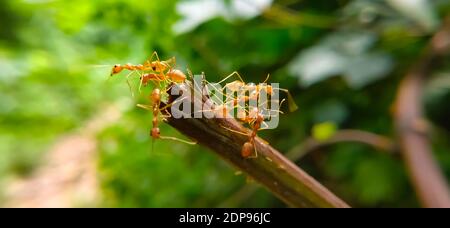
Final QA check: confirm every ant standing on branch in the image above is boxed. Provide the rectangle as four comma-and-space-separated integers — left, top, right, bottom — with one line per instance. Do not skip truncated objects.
110, 51, 196, 149
110, 51, 297, 158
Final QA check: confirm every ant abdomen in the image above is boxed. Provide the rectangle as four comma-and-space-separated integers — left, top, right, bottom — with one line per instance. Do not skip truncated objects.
241, 142, 254, 158
166, 69, 187, 83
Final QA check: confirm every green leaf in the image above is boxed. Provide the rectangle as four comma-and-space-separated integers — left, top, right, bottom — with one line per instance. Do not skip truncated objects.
312, 121, 338, 141
386, 0, 438, 32
288, 31, 393, 88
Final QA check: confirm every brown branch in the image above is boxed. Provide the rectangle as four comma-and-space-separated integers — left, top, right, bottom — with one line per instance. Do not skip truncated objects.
286, 129, 397, 161
393, 17, 450, 208
220, 130, 396, 207
161, 85, 349, 208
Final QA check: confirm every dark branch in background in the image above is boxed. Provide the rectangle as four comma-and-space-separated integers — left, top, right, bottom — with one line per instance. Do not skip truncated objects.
286, 129, 397, 161
161, 85, 349, 208
394, 17, 450, 208
220, 130, 396, 207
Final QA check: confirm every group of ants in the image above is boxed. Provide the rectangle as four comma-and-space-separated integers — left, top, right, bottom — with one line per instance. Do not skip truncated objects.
110, 52, 297, 159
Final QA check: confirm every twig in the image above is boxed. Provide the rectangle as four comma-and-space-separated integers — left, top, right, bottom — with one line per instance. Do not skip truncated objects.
393, 17, 450, 208
220, 129, 396, 207
161, 84, 349, 208
286, 129, 397, 161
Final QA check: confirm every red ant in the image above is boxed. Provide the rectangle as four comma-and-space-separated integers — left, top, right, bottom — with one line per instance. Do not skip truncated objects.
215, 87, 286, 158
137, 86, 196, 147
110, 51, 176, 76
241, 108, 266, 158
221, 107, 270, 158
217, 71, 298, 112
110, 51, 179, 94
139, 69, 187, 88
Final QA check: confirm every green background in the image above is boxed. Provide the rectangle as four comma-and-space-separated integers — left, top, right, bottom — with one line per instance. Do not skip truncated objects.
1, 0, 450, 207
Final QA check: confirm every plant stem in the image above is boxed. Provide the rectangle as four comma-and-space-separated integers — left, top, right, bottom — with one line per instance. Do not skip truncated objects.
161, 86, 349, 208
393, 16, 450, 208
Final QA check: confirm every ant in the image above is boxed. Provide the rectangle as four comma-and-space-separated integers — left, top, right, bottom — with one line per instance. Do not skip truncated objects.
139, 69, 187, 88
216, 86, 286, 158
110, 51, 179, 94
221, 107, 270, 158
137, 85, 196, 148
216, 71, 298, 112
110, 51, 176, 76
144, 51, 176, 73
242, 108, 265, 158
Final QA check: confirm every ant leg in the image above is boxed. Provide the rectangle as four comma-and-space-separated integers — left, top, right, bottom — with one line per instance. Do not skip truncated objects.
245, 145, 258, 159
160, 135, 197, 145
138, 74, 144, 93
125, 70, 138, 97
145, 51, 160, 65
161, 113, 172, 119
158, 73, 170, 89
137, 104, 153, 111
134, 71, 150, 95
187, 68, 203, 93
203, 77, 241, 108
164, 56, 176, 68
255, 122, 271, 146
217, 71, 245, 84
259, 121, 271, 131
274, 98, 286, 115
153, 51, 161, 62
202, 78, 224, 102
273, 88, 298, 112
262, 73, 271, 83
279, 89, 298, 112
158, 95, 190, 119
219, 124, 250, 136
260, 98, 286, 115
145, 51, 171, 83
159, 94, 188, 111
251, 145, 258, 158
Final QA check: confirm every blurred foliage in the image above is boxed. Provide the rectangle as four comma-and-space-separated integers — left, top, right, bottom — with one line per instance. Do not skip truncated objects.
0, 0, 449, 207
312, 122, 338, 141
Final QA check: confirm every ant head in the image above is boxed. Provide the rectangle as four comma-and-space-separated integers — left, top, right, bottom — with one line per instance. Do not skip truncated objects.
151, 128, 161, 138
111, 64, 122, 76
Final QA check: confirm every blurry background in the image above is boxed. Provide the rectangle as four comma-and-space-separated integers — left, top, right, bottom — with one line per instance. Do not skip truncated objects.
0, 0, 449, 207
